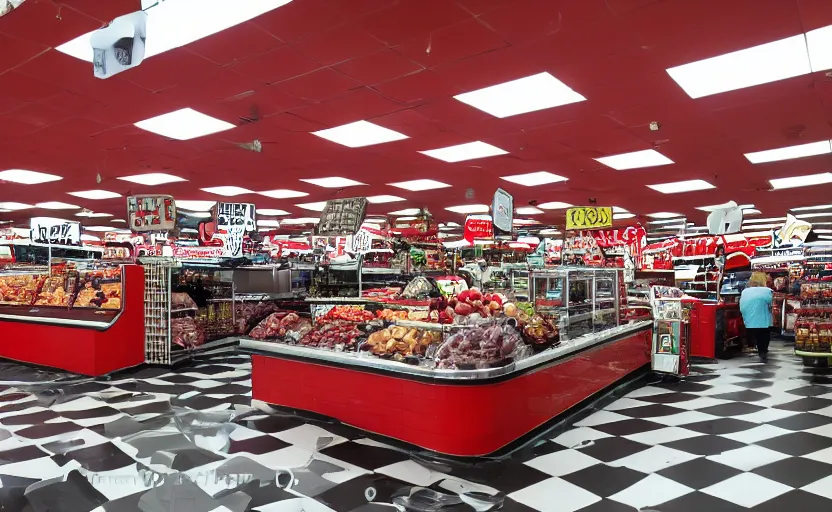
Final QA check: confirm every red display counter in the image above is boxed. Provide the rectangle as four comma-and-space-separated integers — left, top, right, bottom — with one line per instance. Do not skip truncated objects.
243, 321, 652, 457
686, 300, 744, 359
0, 264, 146, 376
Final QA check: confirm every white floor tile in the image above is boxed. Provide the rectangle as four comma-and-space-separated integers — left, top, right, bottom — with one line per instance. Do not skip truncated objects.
574, 410, 630, 427
624, 386, 676, 398
609, 473, 693, 509
721, 424, 792, 444
650, 410, 720, 427
707, 445, 791, 471
665, 397, 732, 411
702, 472, 792, 507
272, 424, 348, 451
509, 477, 602, 512
802, 474, 832, 499
524, 449, 601, 477
604, 398, 653, 411
735, 407, 800, 424
625, 427, 704, 446
609, 445, 699, 473
552, 427, 613, 448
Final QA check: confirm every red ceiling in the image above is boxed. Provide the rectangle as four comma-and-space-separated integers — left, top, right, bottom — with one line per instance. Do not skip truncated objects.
2, 0, 832, 229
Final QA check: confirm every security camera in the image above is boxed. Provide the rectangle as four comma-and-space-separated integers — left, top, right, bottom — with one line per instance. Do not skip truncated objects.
90, 11, 148, 79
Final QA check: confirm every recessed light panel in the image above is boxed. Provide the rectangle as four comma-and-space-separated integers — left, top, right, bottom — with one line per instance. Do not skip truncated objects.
501, 171, 568, 187
68, 190, 121, 200
388, 179, 450, 191
0, 169, 62, 184
612, 207, 628, 213
367, 195, 405, 204
75, 212, 113, 218
256, 209, 290, 216
111, 219, 127, 223
744, 140, 832, 164
0, 202, 32, 210
281, 218, 320, 225
420, 141, 508, 163
537, 202, 573, 210
36, 202, 80, 210
667, 34, 811, 98
513, 219, 540, 225
445, 204, 490, 214
200, 186, 253, 196
614, 213, 636, 220
453, 72, 586, 118
176, 200, 217, 211
296, 202, 328, 211
312, 120, 408, 148
301, 177, 364, 188
389, 208, 420, 216
647, 212, 682, 219
770, 173, 832, 189
56, 0, 292, 60
743, 217, 787, 224
807, 24, 832, 73
793, 204, 832, 211
84, 226, 119, 232
118, 173, 187, 185
258, 220, 281, 227
743, 209, 762, 215
258, 189, 308, 199
135, 108, 235, 140
648, 179, 715, 194
595, 149, 674, 170
516, 207, 544, 215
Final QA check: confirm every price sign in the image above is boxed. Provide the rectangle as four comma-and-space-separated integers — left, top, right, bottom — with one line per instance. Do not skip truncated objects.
127, 195, 176, 233
215, 202, 256, 258
30, 218, 81, 246
316, 198, 368, 236
565, 207, 613, 230
463, 215, 493, 244
491, 188, 513, 235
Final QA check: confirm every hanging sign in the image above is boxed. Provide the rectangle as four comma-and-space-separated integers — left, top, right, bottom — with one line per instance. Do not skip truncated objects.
463, 215, 493, 244
214, 202, 256, 258
347, 228, 373, 253
127, 195, 176, 233
774, 214, 811, 247
316, 197, 368, 236
491, 188, 514, 236
29, 218, 81, 246
565, 206, 613, 230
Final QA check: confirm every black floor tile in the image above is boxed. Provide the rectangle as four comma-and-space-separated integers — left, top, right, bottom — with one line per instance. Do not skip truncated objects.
574, 437, 652, 463
313, 473, 414, 512
755, 432, 832, 456
650, 491, 746, 512
574, 499, 637, 511
709, 390, 771, 402
318, 442, 411, 472
0, 445, 49, 464
752, 457, 832, 487
561, 464, 647, 497
773, 397, 832, 412
614, 404, 687, 418
657, 458, 742, 490
25, 470, 108, 512
635, 393, 701, 404
661, 435, 747, 456
749, 490, 832, 512
656, 382, 714, 393
15, 421, 82, 439
785, 385, 832, 397
733, 380, 775, 389
769, 413, 832, 431
53, 442, 136, 472
592, 419, 667, 436
0, 409, 60, 425
60, 405, 120, 420
694, 403, 765, 417
228, 434, 290, 455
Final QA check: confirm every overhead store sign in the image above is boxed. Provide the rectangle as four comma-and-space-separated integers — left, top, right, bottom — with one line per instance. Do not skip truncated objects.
30, 218, 81, 246
316, 197, 368, 236
566, 207, 613, 230
215, 202, 256, 258
463, 215, 493, 244
491, 188, 514, 236
706, 202, 743, 235
774, 214, 811, 247
127, 195, 176, 233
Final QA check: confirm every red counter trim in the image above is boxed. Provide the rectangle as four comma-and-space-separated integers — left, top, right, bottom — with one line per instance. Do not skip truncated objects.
251, 325, 652, 456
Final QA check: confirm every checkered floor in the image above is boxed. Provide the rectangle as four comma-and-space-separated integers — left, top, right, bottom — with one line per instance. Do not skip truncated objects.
2, 340, 832, 511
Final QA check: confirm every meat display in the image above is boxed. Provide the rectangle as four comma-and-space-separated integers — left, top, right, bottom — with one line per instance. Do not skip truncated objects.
34, 276, 70, 306
234, 301, 282, 334
299, 321, 362, 350
171, 292, 197, 310
363, 326, 440, 357
171, 316, 206, 349
0, 274, 43, 305
249, 312, 311, 341
435, 321, 526, 369
323, 305, 375, 323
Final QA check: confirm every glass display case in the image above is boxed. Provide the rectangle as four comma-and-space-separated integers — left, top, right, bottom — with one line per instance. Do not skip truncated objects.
530, 267, 621, 340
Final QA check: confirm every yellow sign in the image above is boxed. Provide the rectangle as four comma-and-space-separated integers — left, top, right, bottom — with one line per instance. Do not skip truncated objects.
566, 207, 613, 230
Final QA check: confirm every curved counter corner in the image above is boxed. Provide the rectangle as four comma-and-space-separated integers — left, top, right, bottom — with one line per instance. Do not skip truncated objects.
243, 321, 653, 457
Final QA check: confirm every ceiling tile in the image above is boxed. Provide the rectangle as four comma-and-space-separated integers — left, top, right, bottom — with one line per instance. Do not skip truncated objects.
0, 32, 47, 74
333, 49, 423, 85
232, 45, 322, 84
291, 87, 403, 126
393, 18, 508, 68
252, 0, 344, 42
0, 0, 103, 47
186, 21, 282, 66
358, 0, 473, 46
122, 50, 221, 92
55, 0, 138, 22
293, 23, 386, 66
372, 70, 462, 106
273, 68, 362, 102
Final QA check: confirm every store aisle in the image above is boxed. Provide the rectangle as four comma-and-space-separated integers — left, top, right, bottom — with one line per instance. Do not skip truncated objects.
1, 341, 832, 511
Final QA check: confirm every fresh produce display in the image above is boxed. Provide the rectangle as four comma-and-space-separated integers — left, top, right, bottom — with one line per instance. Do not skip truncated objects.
376, 308, 408, 320
435, 321, 526, 369
299, 321, 362, 350
428, 288, 505, 323
323, 305, 375, 323
249, 312, 311, 340
171, 316, 205, 349
363, 326, 441, 357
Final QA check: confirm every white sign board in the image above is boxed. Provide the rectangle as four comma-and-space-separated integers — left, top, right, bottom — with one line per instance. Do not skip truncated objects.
30, 218, 81, 246
215, 203, 256, 258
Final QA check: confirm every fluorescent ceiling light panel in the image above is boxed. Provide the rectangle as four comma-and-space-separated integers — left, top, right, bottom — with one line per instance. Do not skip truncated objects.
614, 213, 636, 220
312, 120, 408, 148
56, 0, 292, 61
36, 202, 80, 210
743, 209, 761, 215
539, 229, 561, 235
75, 212, 113, 218
453, 72, 586, 118
420, 141, 508, 163
80, 234, 100, 242
612, 206, 628, 213
68, 190, 121, 200
537, 202, 573, 210
111, 219, 127, 223
647, 212, 682, 219
744, 140, 832, 164
807, 24, 832, 73
595, 149, 674, 170
176, 200, 216, 211
743, 217, 787, 224
387, 179, 450, 191
256, 209, 290, 216
445, 204, 490, 214
118, 173, 187, 185
258, 189, 308, 199
395, 216, 418, 221
501, 171, 568, 187
648, 179, 715, 194
793, 204, 832, 211
389, 208, 420, 216
742, 223, 783, 230
770, 172, 832, 189
200, 186, 253, 196
666, 34, 811, 98
84, 226, 120, 232
795, 212, 832, 219
516, 207, 544, 215
281, 218, 320, 225
0, 202, 32, 210
513, 219, 540, 225
258, 220, 281, 227
296, 202, 328, 211
301, 177, 364, 188
696, 202, 754, 212
0, 169, 62, 184
135, 108, 235, 140
367, 195, 405, 204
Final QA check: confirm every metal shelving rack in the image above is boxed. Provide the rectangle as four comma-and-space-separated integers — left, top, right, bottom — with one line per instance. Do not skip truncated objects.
141, 257, 177, 365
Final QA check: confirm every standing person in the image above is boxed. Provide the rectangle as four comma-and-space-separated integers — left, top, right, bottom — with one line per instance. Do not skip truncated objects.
740, 272, 773, 362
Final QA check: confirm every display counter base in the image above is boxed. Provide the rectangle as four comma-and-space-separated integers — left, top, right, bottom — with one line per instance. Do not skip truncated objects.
246, 323, 652, 457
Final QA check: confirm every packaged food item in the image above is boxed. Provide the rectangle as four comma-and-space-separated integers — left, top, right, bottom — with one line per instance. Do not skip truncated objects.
435, 321, 528, 369
171, 316, 206, 348
363, 327, 440, 357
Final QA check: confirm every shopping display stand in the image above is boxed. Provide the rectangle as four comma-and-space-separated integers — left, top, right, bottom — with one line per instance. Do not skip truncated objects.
650, 286, 690, 376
